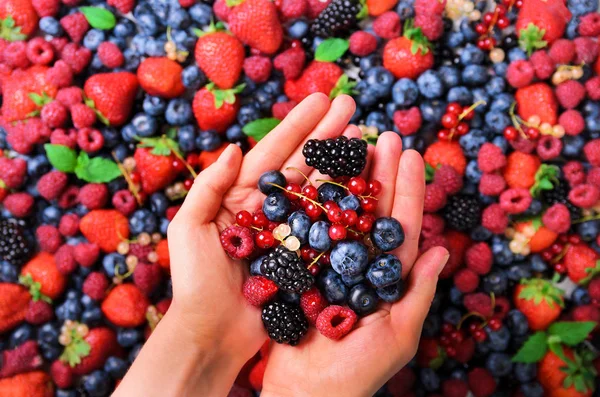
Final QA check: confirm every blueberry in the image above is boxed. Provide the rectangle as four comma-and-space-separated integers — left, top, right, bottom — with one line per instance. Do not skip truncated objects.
83, 370, 111, 397
365, 67, 395, 98
196, 130, 221, 151
577, 221, 600, 241
250, 255, 266, 276
396, 1, 415, 19
317, 183, 346, 203
438, 65, 461, 88
483, 270, 508, 295
462, 65, 488, 86
160, 218, 170, 235
82, 307, 103, 326
132, 113, 158, 137
444, 31, 464, 48
40, 343, 62, 361
137, 13, 159, 36
177, 125, 197, 152
341, 272, 364, 286
83, 29, 106, 51
123, 49, 141, 71
420, 368, 440, 392
420, 100, 446, 123
442, 307, 462, 326
181, 65, 206, 90
103, 253, 127, 278
167, 8, 190, 29
371, 217, 405, 252
129, 209, 158, 234
150, 193, 168, 216
486, 326, 510, 352
56, 299, 82, 322
460, 18, 477, 41
339, 195, 360, 211
520, 383, 544, 397
447, 86, 473, 105
514, 362, 537, 383
117, 328, 142, 348
572, 286, 591, 306
10, 324, 34, 348
27, 154, 50, 178
486, 352, 512, 377
288, 20, 309, 38
189, 3, 213, 25
508, 47, 527, 62
417, 70, 444, 99
568, 0, 598, 15
460, 44, 485, 65
114, 18, 135, 37
144, 38, 167, 57
38, 323, 60, 345
348, 284, 379, 316
258, 170, 287, 194
104, 356, 129, 379
376, 281, 404, 302
359, 54, 382, 72
507, 263, 531, 281
225, 124, 245, 142
309, 221, 332, 252
129, 343, 144, 363
288, 211, 311, 245
392, 78, 419, 106
330, 241, 369, 277
165, 99, 192, 125
237, 104, 260, 126
39, 17, 63, 36
485, 76, 506, 95
563, 135, 585, 158
460, 131, 486, 158
278, 290, 301, 305
318, 268, 348, 304
56, 390, 78, 397
262, 192, 291, 222
506, 309, 529, 336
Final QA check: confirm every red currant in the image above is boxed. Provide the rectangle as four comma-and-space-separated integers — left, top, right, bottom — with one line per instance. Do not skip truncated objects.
446, 347, 457, 357
186, 153, 198, 167
327, 205, 343, 223
268, 222, 278, 231
488, 318, 502, 331
255, 231, 275, 249
319, 252, 330, 265
347, 229, 362, 241
323, 201, 336, 210
503, 126, 518, 141
329, 224, 347, 241
554, 263, 566, 274
475, 23, 488, 35
450, 330, 464, 343
442, 323, 455, 334
462, 108, 475, 121
252, 212, 269, 228
442, 113, 458, 129
361, 197, 377, 213
130, 171, 141, 184
526, 127, 539, 140
183, 179, 193, 191
342, 209, 358, 226
308, 264, 320, 276
284, 183, 301, 201
302, 185, 318, 200
236, 210, 253, 227
446, 103, 462, 115
366, 180, 382, 196
438, 129, 451, 141
305, 202, 322, 218
496, 16, 509, 29
172, 159, 185, 172
473, 329, 487, 342
551, 243, 563, 255
541, 251, 553, 262
439, 335, 451, 346
348, 177, 367, 195
456, 122, 469, 135
569, 235, 581, 245
357, 215, 374, 233
495, 4, 507, 15
301, 247, 317, 262
483, 12, 494, 24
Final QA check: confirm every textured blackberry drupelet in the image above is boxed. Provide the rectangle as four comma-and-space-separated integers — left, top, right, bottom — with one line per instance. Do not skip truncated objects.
310, 0, 361, 38
443, 195, 482, 231
262, 300, 308, 345
0, 219, 33, 266
541, 180, 582, 219
303, 136, 368, 178
261, 246, 314, 294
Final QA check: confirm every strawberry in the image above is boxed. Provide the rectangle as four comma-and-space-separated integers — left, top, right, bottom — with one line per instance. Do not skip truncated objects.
0, 283, 30, 334
416, 338, 445, 368
367, 0, 398, 16
283, 61, 345, 103
0, 0, 39, 38
155, 239, 170, 273
194, 24, 245, 89
101, 284, 150, 328
516, 83, 558, 125
60, 326, 118, 375
515, 221, 558, 253
20, 252, 66, 300
423, 141, 467, 176
563, 244, 600, 284
0, 371, 53, 397
83, 71, 139, 126
1, 66, 57, 123
538, 348, 596, 397
198, 142, 228, 169
516, 0, 571, 45
503, 151, 541, 190
79, 209, 130, 253
228, 0, 283, 55
137, 57, 185, 99
134, 146, 178, 194
514, 278, 564, 331
192, 84, 242, 133
383, 20, 434, 80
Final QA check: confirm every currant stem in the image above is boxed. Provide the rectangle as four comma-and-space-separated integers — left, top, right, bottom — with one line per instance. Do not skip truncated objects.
286, 166, 312, 185
112, 152, 143, 206
315, 179, 379, 201
458, 100, 487, 121
308, 251, 325, 269
267, 183, 327, 211
572, 213, 600, 224
165, 138, 198, 179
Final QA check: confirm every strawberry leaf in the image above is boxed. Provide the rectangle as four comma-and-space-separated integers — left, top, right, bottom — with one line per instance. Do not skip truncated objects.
404, 19, 431, 55
44, 144, 78, 173
330, 74, 357, 99
138, 136, 182, 157
548, 322, 597, 346
83, 96, 110, 126
315, 38, 349, 62
207, 83, 245, 109
530, 164, 559, 198
243, 118, 281, 142
79, 6, 116, 30
0, 16, 26, 41
579, 261, 600, 285
512, 331, 548, 363
60, 328, 91, 367
425, 164, 436, 182
18, 274, 52, 304
519, 23, 547, 56
357, 0, 368, 20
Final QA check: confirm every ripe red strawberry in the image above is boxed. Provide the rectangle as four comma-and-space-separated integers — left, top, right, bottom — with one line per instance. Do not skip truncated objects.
383, 20, 433, 80
137, 57, 185, 99
516, 0, 571, 45
423, 141, 467, 176
0, 371, 53, 397
416, 338, 444, 368
68, 327, 118, 375
20, 252, 66, 300
228, 0, 283, 55
155, 239, 170, 273
367, 0, 398, 16
79, 209, 130, 253
538, 348, 595, 397
0, 283, 30, 334
503, 151, 541, 190
516, 83, 558, 125
0, 0, 39, 37
83, 72, 139, 126
284, 61, 344, 103
514, 278, 564, 331
192, 84, 241, 133
243, 276, 278, 306
563, 244, 600, 284
134, 147, 179, 194
101, 284, 150, 328
194, 25, 245, 89
1, 66, 57, 123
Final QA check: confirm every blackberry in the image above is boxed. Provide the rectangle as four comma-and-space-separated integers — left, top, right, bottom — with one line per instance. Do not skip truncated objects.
0, 219, 33, 266
443, 195, 482, 232
541, 180, 582, 219
260, 246, 314, 294
310, 0, 361, 38
261, 300, 308, 345
303, 136, 368, 178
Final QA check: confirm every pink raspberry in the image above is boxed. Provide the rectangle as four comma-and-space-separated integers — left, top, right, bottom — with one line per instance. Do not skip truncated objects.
60, 43, 92, 74
420, 234, 450, 253
542, 203, 571, 234
26, 300, 53, 325
563, 161, 586, 187
41, 101, 68, 128
453, 268, 479, 293
587, 167, 600, 189
499, 188, 532, 214
220, 225, 255, 259
50, 128, 77, 149
584, 139, 600, 167
478, 173, 506, 196
466, 242, 492, 275
97, 42, 124, 69
26, 38, 54, 65
393, 107, 422, 136
49, 37, 68, 53
506, 60, 534, 88
443, 379, 469, 397
529, 50, 555, 80
271, 101, 297, 120
55, 86, 82, 107
588, 278, 600, 301
243, 56, 272, 83
37, 171, 68, 201
482, 203, 508, 234
58, 213, 79, 237
477, 143, 506, 173
23, 118, 50, 145
5, 193, 35, 217
60, 13, 89, 44
423, 183, 447, 213
57, 186, 79, 209
273, 47, 305, 80
107, 0, 135, 14
32, 0, 60, 17
70, 103, 96, 129
243, 276, 278, 307
133, 262, 162, 295
556, 80, 586, 109
569, 184, 600, 208
300, 287, 327, 325
73, 243, 100, 268
585, 76, 600, 101
36, 225, 62, 253
50, 360, 73, 389
373, 11, 401, 39
559, 109, 585, 136
0, 157, 27, 189
509, 134, 537, 154
349, 31, 377, 56
463, 293, 493, 318
3, 41, 30, 69
316, 305, 357, 340
112, 190, 137, 216
414, 13, 444, 41
213, 0, 231, 21
82, 272, 109, 300
77, 128, 104, 153
549, 39, 575, 64
434, 164, 463, 195
78, 183, 108, 210
421, 213, 445, 239
307, 0, 331, 18
278, 0, 307, 19
536, 136, 562, 160
579, 12, 600, 36
414, 0, 445, 15
574, 37, 598, 65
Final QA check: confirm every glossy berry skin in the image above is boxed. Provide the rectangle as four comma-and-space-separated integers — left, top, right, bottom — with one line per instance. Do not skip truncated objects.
309, 221, 332, 252
258, 170, 287, 195
330, 241, 369, 277
376, 281, 404, 303
262, 192, 291, 222
317, 268, 348, 305
370, 217, 405, 252
328, 224, 347, 241
348, 283, 379, 316
367, 254, 402, 289
288, 211, 311, 244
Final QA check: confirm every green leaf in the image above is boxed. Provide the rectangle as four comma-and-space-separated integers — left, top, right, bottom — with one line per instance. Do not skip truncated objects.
79, 6, 116, 30
138, 136, 181, 157
425, 164, 436, 182
0, 16, 26, 41
404, 19, 431, 55
357, 0, 368, 19
512, 331, 548, 363
315, 38, 349, 62
28, 93, 44, 106
519, 23, 548, 56
60, 329, 91, 367
74, 152, 121, 183
18, 274, 52, 304
330, 74, 357, 99
207, 83, 245, 109
44, 144, 78, 173
548, 322, 597, 346
243, 118, 281, 142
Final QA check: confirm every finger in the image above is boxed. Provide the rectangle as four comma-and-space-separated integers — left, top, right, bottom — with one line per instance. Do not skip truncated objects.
368, 132, 402, 217
390, 150, 425, 275
175, 144, 243, 224
240, 93, 331, 181
280, 95, 357, 184
306, 124, 362, 183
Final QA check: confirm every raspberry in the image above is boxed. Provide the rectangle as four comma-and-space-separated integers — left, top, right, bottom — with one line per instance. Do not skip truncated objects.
569, 184, 600, 208
220, 225, 255, 259
393, 107, 422, 136
57, 186, 79, 209
55, 86, 82, 107
387, 367, 416, 397
588, 278, 600, 301
54, 244, 77, 275
133, 262, 162, 295
0, 341, 42, 379
574, 37, 598, 65
278, 0, 307, 19
272, 101, 297, 120
536, 136, 562, 160
73, 243, 100, 268
414, 13, 444, 41
463, 292, 493, 318
60, 13, 89, 44
478, 173, 506, 196
37, 171, 68, 201
58, 214, 79, 237
434, 164, 463, 195
506, 60, 534, 88
299, 287, 327, 325
542, 203, 571, 234
71, 103, 96, 129
508, 134, 536, 154
556, 80, 586, 109
549, 39, 575, 64
585, 76, 600, 101
316, 305, 357, 340
25, 300, 53, 325
97, 42, 124, 69
579, 13, 600, 36
5, 124, 33, 155
468, 368, 496, 397
32, 0, 60, 17
529, 50, 555, 80
421, 213, 445, 239
78, 183, 108, 210
77, 128, 104, 153
129, 243, 153, 261
4, 41, 30, 69
482, 203, 508, 234
373, 11, 401, 39
420, 234, 450, 253
466, 242, 492, 275
414, 0, 445, 15
572, 305, 600, 324
0, 157, 27, 189
41, 101, 67, 128
23, 118, 49, 145
423, 183, 447, 213
4, 193, 34, 218
563, 161, 586, 186
112, 190, 137, 216
50, 128, 77, 149
584, 139, 600, 167
107, 0, 135, 14
349, 31, 377, 56
559, 109, 585, 136
26, 38, 54, 65
243, 56, 272, 83
50, 360, 73, 389
213, 0, 231, 21
442, 379, 469, 397
82, 271, 109, 300
307, 0, 331, 18
454, 268, 479, 293
156, 298, 171, 315
243, 276, 278, 307
50, 37, 68, 53
60, 43, 92, 74
36, 225, 62, 253
273, 47, 305, 80
477, 143, 506, 173
587, 167, 600, 189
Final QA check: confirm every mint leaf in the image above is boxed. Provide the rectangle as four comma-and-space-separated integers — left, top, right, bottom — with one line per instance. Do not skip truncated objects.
512, 331, 548, 363
44, 144, 78, 173
315, 38, 349, 62
74, 152, 91, 181
243, 118, 281, 142
548, 322, 597, 346
79, 7, 116, 30
74, 153, 121, 183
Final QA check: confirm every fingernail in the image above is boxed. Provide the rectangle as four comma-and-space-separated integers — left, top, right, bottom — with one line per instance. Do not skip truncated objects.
437, 250, 450, 276
218, 144, 236, 163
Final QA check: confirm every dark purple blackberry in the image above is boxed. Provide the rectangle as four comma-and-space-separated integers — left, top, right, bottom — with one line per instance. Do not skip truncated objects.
260, 246, 314, 294
261, 300, 308, 345
541, 180, 582, 219
443, 195, 482, 232
310, 0, 361, 38
303, 136, 368, 178
0, 218, 33, 266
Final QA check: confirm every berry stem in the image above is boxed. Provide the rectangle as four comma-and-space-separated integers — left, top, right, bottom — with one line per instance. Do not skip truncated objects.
315, 179, 378, 201
165, 139, 198, 178
307, 251, 325, 269
572, 213, 600, 225
111, 152, 143, 206
458, 100, 487, 121
285, 166, 312, 185
267, 183, 327, 211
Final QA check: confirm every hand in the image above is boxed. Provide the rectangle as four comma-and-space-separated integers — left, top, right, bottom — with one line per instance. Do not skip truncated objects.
261, 122, 449, 397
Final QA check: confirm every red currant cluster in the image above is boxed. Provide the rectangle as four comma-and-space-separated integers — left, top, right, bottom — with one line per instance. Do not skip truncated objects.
503, 102, 540, 141
474, 0, 522, 50
540, 234, 582, 274
438, 102, 483, 141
